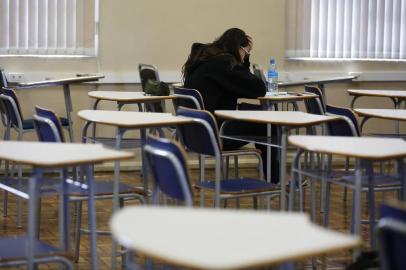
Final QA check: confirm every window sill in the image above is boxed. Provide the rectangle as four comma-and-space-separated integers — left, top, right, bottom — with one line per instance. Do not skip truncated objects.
0, 54, 96, 59
286, 57, 406, 63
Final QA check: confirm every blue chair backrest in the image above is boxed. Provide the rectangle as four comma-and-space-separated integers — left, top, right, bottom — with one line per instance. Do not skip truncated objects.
138, 64, 159, 90
305, 85, 326, 111
138, 64, 164, 113
173, 87, 205, 110
34, 106, 64, 143
304, 89, 324, 115
176, 107, 221, 156
326, 105, 360, 137
0, 87, 23, 127
144, 135, 193, 205
380, 202, 406, 223
378, 202, 406, 270
0, 67, 8, 88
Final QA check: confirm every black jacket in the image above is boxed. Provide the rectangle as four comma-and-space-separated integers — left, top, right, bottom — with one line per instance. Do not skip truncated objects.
184, 53, 266, 114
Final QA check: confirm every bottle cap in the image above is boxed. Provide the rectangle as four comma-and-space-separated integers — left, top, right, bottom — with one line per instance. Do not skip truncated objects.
270, 58, 276, 64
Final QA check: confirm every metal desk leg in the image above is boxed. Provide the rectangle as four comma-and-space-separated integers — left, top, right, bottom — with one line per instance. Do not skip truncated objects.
91, 99, 101, 141
365, 162, 376, 248
63, 84, 74, 142
140, 128, 149, 194
85, 165, 98, 270
349, 96, 359, 109
28, 168, 41, 270
267, 123, 272, 183
395, 98, 401, 135
280, 127, 288, 210
353, 160, 362, 236
289, 149, 304, 211
398, 159, 405, 201
60, 169, 70, 252
111, 128, 124, 270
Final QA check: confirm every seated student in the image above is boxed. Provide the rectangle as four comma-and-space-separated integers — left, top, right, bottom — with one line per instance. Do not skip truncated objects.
182, 28, 279, 183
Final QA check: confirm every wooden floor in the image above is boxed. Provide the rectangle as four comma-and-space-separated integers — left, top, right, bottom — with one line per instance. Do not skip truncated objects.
0, 167, 393, 269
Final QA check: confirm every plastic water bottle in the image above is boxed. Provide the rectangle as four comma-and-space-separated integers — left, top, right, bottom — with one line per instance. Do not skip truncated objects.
267, 58, 278, 93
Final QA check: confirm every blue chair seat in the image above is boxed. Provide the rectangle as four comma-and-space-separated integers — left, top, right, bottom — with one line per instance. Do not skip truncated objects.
336, 174, 401, 189
59, 117, 69, 127
21, 117, 68, 131
196, 178, 279, 194
0, 236, 63, 262
22, 119, 35, 130
55, 180, 146, 197
0, 177, 60, 197
24, 117, 68, 130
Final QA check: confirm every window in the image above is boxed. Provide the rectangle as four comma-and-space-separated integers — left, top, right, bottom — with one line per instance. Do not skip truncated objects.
286, 0, 406, 61
0, 0, 99, 57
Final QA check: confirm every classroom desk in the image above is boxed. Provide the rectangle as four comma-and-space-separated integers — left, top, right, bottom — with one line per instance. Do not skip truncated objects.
88, 90, 175, 110
288, 135, 406, 244
78, 110, 192, 196
279, 75, 357, 92
87, 91, 176, 147
15, 74, 104, 141
214, 110, 340, 210
78, 110, 193, 269
258, 92, 318, 110
173, 75, 357, 96
348, 89, 406, 109
111, 206, 360, 270
354, 109, 406, 134
0, 141, 133, 270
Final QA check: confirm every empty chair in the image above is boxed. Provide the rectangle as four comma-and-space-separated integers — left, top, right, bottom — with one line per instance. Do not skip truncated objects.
176, 106, 279, 208
316, 106, 400, 247
0, 87, 37, 140
380, 201, 406, 221
33, 106, 146, 263
378, 202, 406, 270
138, 64, 165, 112
0, 87, 39, 227
144, 135, 193, 206
325, 105, 360, 137
0, 68, 9, 134
173, 86, 205, 111
305, 85, 326, 112
139, 64, 160, 90
1, 87, 71, 140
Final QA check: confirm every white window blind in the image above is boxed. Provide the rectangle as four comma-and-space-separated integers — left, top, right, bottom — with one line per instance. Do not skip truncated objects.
286, 0, 406, 61
0, 0, 98, 56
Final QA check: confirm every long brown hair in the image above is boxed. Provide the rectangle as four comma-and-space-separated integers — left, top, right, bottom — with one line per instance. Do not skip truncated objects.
182, 28, 249, 80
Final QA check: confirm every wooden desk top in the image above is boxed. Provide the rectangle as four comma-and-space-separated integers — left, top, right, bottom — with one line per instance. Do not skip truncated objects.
355, 109, 406, 121
278, 75, 357, 88
289, 135, 406, 160
348, 89, 406, 98
88, 91, 175, 102
78, 110, 193, 128
111, 206, 360, 269
0, 141, 134, 167
215, 110, 339, 127
16, 74, 104, 89
258, 92, 317, 102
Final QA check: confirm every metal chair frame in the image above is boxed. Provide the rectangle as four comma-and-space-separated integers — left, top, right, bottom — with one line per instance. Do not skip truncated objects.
0, 91, 37, 227
177, 109, 279, 208
377, 217, 406, 270
144, 138, 193, 207
33, 108, 145, 265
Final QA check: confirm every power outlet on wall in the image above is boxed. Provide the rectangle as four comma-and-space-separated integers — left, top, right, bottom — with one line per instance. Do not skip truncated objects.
7, 72, 25, 83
